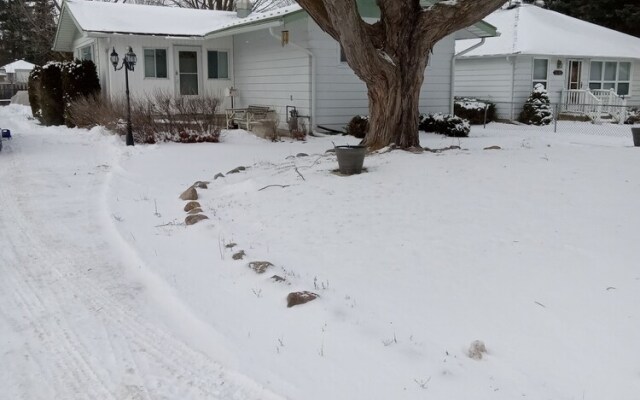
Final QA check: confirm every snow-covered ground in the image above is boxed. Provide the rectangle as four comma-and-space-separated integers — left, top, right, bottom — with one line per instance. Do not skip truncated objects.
2, 104, 639, 399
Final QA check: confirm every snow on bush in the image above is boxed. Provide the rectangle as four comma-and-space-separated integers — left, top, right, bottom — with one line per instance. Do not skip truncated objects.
419, 113, 470, 137
454, 97, 496, 124
519, 83, 553, 126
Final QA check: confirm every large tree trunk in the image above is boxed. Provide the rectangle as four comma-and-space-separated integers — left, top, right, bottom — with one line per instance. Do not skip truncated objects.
364, 56, 426, 149
296, 0, 505, 150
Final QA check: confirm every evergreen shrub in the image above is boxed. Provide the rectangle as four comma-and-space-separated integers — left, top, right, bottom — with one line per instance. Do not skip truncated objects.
519, 83, 553, 125
39, 62, 65, 126
62, 60, 101, 126
419, 113, 470, 137
454, 97, 496, 124
27, 66, 42, 120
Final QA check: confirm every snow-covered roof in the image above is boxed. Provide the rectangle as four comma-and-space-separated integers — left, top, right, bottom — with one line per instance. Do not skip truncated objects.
457, 5, 640, 60
53, 0, 495, 52
64, 0, 239, 37
53, 0, 303, 51
2, 60, 36, 73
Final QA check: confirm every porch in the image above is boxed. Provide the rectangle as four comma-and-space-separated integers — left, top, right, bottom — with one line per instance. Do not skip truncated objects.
560, 88, 628, 123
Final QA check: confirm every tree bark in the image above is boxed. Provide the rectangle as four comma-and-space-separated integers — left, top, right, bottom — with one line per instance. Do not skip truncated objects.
296, 0, 505, 150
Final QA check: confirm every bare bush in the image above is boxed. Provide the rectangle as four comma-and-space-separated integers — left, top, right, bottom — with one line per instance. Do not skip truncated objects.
66, 91, 222, 144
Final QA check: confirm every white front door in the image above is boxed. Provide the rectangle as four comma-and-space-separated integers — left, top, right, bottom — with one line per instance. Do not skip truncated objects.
174, 46, 201, 96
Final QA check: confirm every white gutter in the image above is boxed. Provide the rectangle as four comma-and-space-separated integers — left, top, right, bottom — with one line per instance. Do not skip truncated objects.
268, 27, 316, 131
451, 38, 486, 114
208, 20, 284, 39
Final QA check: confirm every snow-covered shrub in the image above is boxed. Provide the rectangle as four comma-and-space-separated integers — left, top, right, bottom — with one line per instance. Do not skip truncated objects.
39, 62, 65, 126
454, 97, 496, 124
419, 113, 470, 137
519, 84, 553, 126
346, 115, 369, 138
624, 107, 640, 125
27, 66, 42, 120
62, 60, 101, 126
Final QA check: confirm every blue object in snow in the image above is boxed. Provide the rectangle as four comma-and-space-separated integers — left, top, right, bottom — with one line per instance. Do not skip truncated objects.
1, 129, 11, 139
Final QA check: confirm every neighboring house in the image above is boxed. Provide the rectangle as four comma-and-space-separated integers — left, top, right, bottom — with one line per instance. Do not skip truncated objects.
454, 4, 640, 122
52, 0, 497, 131
0, 60, 36, 84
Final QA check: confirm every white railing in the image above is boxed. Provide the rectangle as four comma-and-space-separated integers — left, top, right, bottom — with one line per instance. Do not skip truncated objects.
590, 89, 627, 122
561, 88, 627, 123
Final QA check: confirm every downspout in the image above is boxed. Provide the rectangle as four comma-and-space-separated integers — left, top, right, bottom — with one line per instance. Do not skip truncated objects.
451, 38, 486, 114
507, 55, 516, 120
268, 27, 316, 131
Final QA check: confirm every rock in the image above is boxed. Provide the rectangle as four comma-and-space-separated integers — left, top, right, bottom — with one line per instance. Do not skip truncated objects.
225, 242, 237, 249
227, 166, 247, 174
187, 208, 203, 215
193, 181, 209, 189
467, 340, 487, 360
185, 214, 208, 225
179, 187, 198, 201
232, 250, 246, 260
483, 145, 502, 150
184, 201, 201, 212
214, 173, 225, 180
248, 261, 274, 274
271, 275, 287, 283
286, 291, 319, 308
296, 153, 309, 157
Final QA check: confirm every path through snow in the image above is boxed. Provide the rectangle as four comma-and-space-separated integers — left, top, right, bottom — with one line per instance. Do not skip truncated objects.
0, 108, 283, 400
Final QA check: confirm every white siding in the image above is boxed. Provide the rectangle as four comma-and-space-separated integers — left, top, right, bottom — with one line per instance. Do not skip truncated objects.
87, 35, 233, 108
232, 18, 311, 127
456, 55, 534, 120
310, 19, 455, 131
631, 60, 640, 106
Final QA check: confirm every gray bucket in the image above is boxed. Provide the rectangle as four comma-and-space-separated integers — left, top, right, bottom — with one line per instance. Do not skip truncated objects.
335, 145, 366, 175
632, 128, 640, 147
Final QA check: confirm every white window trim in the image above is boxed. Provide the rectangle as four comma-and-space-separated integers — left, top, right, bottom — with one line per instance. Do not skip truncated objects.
79, 45, 93, 62
588, 60, 632, 96
143, 48, 169, 80
206, 49, 231, 80
532, 57, 549, 89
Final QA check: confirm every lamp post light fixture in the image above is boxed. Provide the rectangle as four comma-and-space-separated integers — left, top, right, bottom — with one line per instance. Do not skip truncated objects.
110, 46, 137, 146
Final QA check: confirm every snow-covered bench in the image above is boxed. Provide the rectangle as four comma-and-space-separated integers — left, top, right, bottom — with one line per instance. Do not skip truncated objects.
225, 105, 274, 131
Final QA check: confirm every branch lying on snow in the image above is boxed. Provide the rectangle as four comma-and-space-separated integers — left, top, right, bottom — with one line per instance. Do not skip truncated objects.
258, 184, 291, 191
294, 166, 306, 181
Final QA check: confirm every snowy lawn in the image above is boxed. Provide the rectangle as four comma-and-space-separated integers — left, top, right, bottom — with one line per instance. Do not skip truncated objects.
2, 104, 640, 399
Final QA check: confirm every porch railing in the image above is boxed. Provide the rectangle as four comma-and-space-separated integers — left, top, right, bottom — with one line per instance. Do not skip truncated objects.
561, 88, 627, 123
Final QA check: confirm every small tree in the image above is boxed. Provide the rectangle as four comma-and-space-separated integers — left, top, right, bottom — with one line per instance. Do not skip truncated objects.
39, 62, 65, 126
519, 83, 553, 126
27, 66, 42, 120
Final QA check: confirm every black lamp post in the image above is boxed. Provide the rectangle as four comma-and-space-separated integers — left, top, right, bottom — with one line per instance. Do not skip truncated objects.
110, 46, 137, 146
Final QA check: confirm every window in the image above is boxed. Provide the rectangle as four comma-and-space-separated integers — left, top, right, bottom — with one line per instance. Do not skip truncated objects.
532, 58, 548, 88
589, 61, 631, 96
207, 50, 229, 79
339, 46, 347, 63
144, 49, 167, 78
79, 45, 93, 62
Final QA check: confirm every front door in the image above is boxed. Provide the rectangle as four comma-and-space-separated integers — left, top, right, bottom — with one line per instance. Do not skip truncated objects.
175, 47, 201, 96
567, 60, 582, 90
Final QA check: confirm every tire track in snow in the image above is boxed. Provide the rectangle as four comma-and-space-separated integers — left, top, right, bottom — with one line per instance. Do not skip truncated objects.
0, 130, 286, 400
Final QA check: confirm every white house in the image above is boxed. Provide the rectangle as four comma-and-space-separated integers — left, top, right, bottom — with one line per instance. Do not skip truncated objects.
0, 60, 36, 84
52, 0, 497, 131
454, 4, 640, 122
